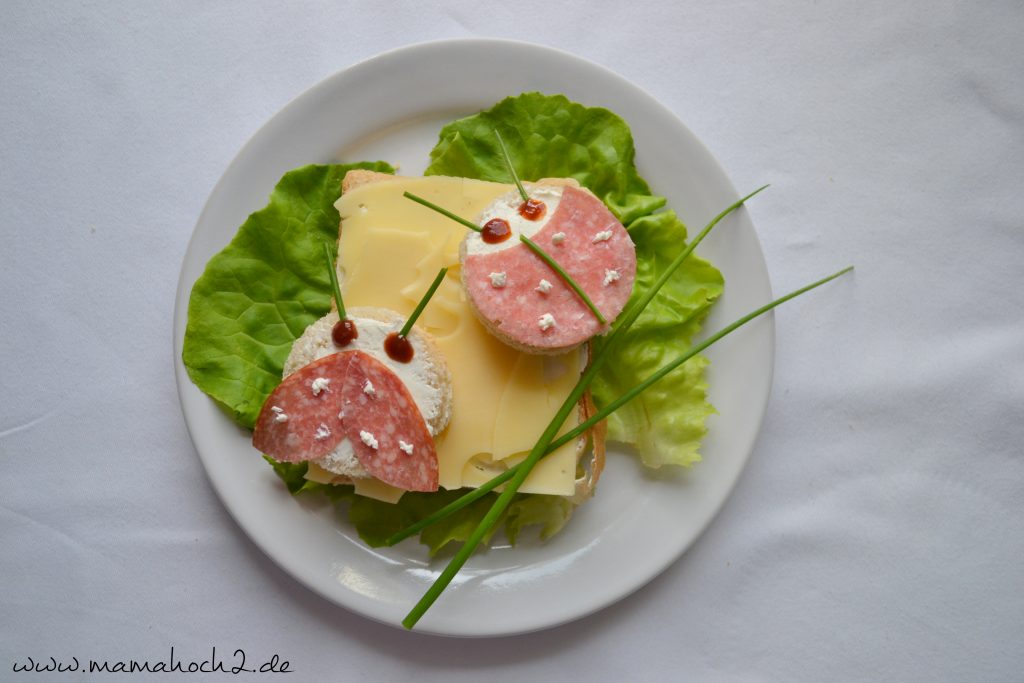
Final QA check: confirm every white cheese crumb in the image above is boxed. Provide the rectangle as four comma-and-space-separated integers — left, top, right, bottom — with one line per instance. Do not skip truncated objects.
310, 377, 330, 396
359, 430, 379, 449
538, 313, 556, 331
603, 269, 621, 286
270, 406, 288, 423
489, 272, 507, 288
592, 230, 613, 243
314, 423, 331, 440
552, 232, 566, 245
536, 279, 553, 294
399, 440, 414, 455
362, 379, 375, 396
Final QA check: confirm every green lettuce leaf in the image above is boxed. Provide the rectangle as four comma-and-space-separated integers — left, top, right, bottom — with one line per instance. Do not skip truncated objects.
347, 489, 501, 556
427, 92, 665, 225
505, 495, 575, 545
263, 457, 316, 495
344, 488, 572, 556
182, 162, 393, 428
426, 93, 723, 467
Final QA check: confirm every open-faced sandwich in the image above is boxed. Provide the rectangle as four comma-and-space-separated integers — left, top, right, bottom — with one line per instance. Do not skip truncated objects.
456, 178, 636, 354
252, 305, 453, 495
182, 92, 850, 629
185, 93, 726, 545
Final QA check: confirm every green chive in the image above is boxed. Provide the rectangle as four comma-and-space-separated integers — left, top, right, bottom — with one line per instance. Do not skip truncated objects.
495, 128, 528, 202
386, 186, 768, 547
404, 191, 481, 232
520, 235, 607, 325
404, 185, 609, 326
399, 267, 448, 339
323, 242, 347, 320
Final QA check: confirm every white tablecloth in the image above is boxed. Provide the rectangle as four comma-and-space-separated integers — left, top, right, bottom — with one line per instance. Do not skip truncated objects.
3, 1, 1022, 680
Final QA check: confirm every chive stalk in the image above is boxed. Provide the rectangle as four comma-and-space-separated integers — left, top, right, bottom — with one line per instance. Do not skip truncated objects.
494, 128, 528, 202
404, 192, 481, 232
323, 242, 347, 320
520, 235, 607, 325
386, 186, 768, 547
399, 267, 448, 338
401, 189, 769, 628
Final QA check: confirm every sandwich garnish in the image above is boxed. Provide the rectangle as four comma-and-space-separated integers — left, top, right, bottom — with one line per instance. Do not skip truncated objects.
402, 191, 607, 326
406, 130, 639, 354
385, 266, 448, 364
251, 241, 453, 490
324, 242, 357, 348
492, 128, 605, 324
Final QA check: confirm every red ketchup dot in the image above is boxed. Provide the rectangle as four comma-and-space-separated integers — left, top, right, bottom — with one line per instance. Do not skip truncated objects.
518, 198, 546, 221
332, 318, 358, 347
384, 332, 414, 363
481, 218, 512, 244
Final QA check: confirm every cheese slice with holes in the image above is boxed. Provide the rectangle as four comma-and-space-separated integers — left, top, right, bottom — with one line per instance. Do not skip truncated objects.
334, 176, 580, 496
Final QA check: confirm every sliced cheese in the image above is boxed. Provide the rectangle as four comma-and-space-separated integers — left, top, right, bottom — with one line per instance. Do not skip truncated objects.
305, 462, 407, 504
335, 176, 580, 496
353, 477, 406, 504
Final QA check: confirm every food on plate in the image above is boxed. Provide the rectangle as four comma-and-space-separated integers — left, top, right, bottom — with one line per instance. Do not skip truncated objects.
182, 93, 726, 553
253, 306, 451, 493
458, 180, 637, 354
339, 350, 439, 492
285, 307, 451, 430
181, 89, 854, 632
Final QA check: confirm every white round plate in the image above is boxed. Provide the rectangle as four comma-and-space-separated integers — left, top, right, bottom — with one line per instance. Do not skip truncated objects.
173, 39, 773, 637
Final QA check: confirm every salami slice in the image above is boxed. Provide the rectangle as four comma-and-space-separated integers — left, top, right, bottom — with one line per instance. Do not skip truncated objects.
461, 185, 636, 352
252, 352, 352, 463
341, 351, 439, 492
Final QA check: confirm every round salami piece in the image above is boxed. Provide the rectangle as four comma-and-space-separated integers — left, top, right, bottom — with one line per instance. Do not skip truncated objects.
460, 184, 636, 354
340, 351, 439, 492
252, 352, 352, 463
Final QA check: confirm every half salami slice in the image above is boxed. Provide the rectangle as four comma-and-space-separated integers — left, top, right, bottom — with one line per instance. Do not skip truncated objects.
341, 351, 439, 492
461, 184, 636, 354
252, 352, 352, 463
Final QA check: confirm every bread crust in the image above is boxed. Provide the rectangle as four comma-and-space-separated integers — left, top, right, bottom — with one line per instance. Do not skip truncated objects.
342, 169, 397, 194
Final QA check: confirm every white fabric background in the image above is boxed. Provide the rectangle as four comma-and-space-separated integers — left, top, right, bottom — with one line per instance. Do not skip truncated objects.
2, 1, 1022, 680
